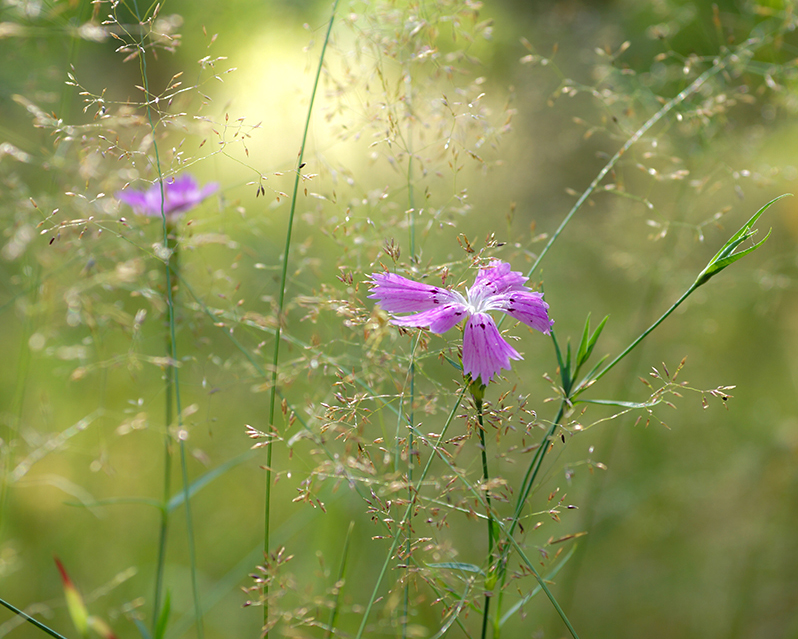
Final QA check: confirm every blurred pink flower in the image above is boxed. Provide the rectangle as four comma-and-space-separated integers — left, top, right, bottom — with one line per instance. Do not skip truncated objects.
369, 261, 553, 384
116, 174, 218, 219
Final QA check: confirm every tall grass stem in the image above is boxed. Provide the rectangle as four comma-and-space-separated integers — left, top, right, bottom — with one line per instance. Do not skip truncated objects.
263, 0, 339, 632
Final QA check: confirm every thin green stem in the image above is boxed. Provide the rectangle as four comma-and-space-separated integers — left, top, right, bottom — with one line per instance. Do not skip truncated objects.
264, 1, 339, 633
500, 530, 580, 639
406, 71, 416, 262
152, 344, 173, 637
490, 56, 730, 635
325, 521, 354, 639
476, 399, 494, 639
511, 403, 566, 538
402, 357, 414, 639
0, 598, 70, 639
494, 279, 700, 632
577, 283, 698, 394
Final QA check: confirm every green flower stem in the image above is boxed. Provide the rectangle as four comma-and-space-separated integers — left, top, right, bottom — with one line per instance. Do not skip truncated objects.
414, 411, 579, 639
153, 227, 178, 637
493, 402, 565, 638
263, 1, 339, 633
475, 395, 495, 639
402, 356, 414, 639
130, 1, 202, 633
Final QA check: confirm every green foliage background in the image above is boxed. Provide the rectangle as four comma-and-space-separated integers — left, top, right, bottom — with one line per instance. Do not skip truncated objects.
1, 0, 798, 638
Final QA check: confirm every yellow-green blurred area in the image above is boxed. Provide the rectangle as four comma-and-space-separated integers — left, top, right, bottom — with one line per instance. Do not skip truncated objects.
2, 0, 798, 637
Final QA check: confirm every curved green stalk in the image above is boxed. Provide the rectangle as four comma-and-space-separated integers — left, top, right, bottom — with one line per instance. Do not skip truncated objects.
263, 0, 340, 632
525, 58, 727, 282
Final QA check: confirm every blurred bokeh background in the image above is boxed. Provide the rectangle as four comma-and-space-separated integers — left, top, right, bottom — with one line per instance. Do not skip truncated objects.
2, 0, 798, 638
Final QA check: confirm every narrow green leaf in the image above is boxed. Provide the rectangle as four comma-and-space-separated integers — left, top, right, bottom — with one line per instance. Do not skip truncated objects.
698, 229, 771, 282
575, 314, 610, 376
133, 617, 152, 639
575, 313, 592, 370
582, 315, 609, 367
154, 590, 170, 639
551, 329, 567, 387
167, 450, 255, 512
443, 354, 462, 371
565, 339, 572, 372
498, 544, 577, 628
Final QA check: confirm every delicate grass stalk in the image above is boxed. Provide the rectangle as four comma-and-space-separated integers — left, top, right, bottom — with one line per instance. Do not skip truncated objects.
129, 1, 202, 635
497, 545, 577, 628
355, 387, 467, 639
263, 1, 339, 632
492, 191, 781, 632
578, 193, 786, 394
406, 70, 416, 263
499, 528, 580, 639
0, 597, 70, 639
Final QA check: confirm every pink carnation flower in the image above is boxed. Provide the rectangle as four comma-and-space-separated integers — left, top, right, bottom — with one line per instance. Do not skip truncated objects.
116, 174, 218, 219
369, 261, 553, 384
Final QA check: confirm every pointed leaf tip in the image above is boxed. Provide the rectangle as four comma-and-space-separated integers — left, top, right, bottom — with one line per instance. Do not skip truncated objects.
695, 194, 790, 287
54, 557, 89, 637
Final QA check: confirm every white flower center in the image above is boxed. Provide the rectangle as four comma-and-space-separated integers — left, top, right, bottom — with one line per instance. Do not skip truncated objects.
465, 286, 495, 315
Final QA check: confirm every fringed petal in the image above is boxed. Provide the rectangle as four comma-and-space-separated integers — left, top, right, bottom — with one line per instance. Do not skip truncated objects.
469, 261, 528, 299
368, 272, 464, 314
462, 313, 521, 384
493, 291, 553, 334
390, 303, 469, 334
